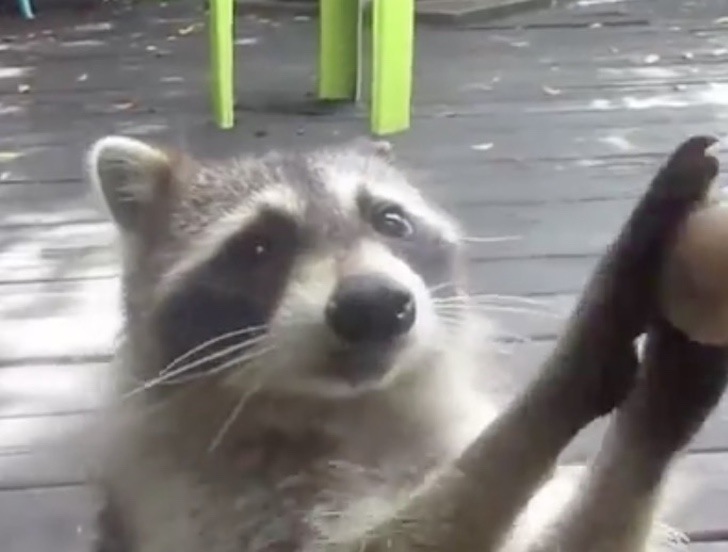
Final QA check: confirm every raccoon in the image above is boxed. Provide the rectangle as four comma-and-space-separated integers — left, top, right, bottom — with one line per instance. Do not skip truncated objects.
86, 134, 728, 552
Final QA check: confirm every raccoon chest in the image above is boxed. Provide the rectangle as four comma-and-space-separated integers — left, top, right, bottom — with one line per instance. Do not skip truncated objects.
122, 460, 413, 552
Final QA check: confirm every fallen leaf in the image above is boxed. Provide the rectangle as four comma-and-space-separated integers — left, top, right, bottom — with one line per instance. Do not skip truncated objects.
542, 85, 562, 96
113, 101, 137, 111
0, 151, 21, 162
471, 143, 494, 152
178, 23, 202, 36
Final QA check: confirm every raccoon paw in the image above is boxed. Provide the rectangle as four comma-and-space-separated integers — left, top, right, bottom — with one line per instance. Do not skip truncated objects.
633, 317, 728, 454
595, 135, 720, 340
561, 136, 721, 421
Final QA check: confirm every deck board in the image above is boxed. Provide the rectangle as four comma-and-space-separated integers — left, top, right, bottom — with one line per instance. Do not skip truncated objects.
2, 0, 728, 548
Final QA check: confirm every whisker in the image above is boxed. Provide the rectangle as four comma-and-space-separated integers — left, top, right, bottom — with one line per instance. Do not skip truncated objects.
462, 235, 522, 244
161, 323, 269, 375
433, 293, 552, 307
166, 344, 274, 386
428, 281, 458, 295
160, 334, 269, 384
437, 316, 531, 345
436, 304, 560, 318
208, 377, 265, 452
123, 337, 268, 399
436, 302, 556, 317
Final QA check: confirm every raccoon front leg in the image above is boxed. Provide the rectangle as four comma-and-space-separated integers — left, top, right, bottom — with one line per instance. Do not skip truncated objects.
521, 165, 728, 552
357, 136, 719, 552
524, 318, 728, 552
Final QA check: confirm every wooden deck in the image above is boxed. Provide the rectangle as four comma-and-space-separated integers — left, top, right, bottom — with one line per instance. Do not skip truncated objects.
3, 0, 728, 549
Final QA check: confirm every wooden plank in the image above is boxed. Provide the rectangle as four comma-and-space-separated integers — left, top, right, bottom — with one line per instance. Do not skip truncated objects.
0, 449, 88, 490
0, 222, 116, 283
0, 413, 90, 458
0, 363, 108, 419
0, 160, 670, 232
0, 278, 120, 363
0, 485, 97, 552
663, 452, 728, 538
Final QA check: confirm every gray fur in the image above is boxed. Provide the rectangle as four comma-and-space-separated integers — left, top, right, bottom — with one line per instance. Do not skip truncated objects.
86, 135, 728, 552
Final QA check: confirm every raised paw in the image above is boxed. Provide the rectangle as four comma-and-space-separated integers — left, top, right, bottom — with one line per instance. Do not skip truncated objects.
626, 318, 728, 456
588, 135, 721, 340
647, 135, 719, 201
557, 136, 722, 421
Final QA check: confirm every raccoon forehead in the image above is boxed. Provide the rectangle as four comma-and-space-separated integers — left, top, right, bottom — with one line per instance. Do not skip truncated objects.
168, 147, 460, 244
169, 156, 312, 235
310, 150, 462, 243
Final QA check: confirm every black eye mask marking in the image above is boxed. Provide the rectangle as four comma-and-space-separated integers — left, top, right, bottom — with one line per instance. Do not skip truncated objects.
153, 209, 300, 376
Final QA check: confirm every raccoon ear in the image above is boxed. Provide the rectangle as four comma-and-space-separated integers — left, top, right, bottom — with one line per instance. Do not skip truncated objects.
87, 135, 173, 232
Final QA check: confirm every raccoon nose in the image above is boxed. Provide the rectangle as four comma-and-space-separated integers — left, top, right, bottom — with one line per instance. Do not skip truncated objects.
326, 274, 416, 343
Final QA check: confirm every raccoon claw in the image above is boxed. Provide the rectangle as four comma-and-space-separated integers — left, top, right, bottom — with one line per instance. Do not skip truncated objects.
648, 134, 720, 201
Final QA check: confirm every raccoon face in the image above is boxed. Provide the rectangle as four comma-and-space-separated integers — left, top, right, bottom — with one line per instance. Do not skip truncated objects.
88, 136, 472, 397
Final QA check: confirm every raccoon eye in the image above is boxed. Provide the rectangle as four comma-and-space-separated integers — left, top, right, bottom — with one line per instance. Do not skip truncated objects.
244, 236, 273, 262
371, 204, 414, 239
